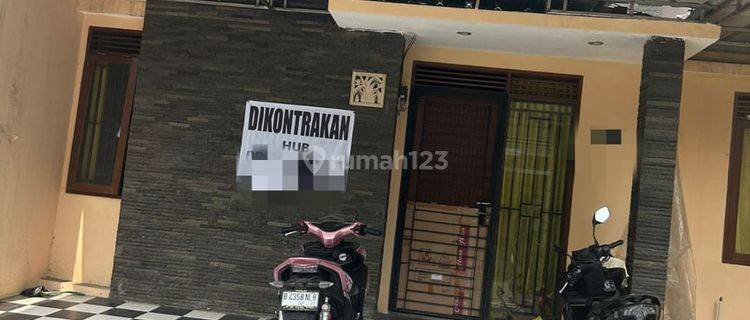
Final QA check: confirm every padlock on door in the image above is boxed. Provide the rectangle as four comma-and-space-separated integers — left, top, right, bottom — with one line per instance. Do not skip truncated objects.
473, 201, 492, 226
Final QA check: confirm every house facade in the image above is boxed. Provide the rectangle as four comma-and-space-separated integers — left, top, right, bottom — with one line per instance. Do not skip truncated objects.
1, 0, 749, 319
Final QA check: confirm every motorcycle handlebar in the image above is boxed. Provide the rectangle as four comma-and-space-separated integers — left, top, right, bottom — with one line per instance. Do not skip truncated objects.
365, 227, 382, 236
281, 221, 381, 237
591, 239, 624, 261
608, 240, 624, 248
281, 225, 300, 234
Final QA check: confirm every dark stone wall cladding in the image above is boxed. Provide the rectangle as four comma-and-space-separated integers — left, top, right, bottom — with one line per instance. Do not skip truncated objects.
627, 36, 685, 302
111, 0, 404, 317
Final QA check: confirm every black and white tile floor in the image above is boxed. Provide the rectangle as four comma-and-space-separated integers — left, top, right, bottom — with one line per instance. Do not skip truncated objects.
0, 294, 259, 320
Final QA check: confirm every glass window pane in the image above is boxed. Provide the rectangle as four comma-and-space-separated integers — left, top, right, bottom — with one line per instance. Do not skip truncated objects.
76, 61, 130, 186
736, 128, 750, 254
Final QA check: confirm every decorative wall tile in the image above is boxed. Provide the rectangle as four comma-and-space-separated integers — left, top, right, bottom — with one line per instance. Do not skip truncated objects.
350, 71, 386, 108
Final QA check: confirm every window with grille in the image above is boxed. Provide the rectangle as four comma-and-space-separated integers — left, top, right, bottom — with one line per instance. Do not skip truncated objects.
66, 27, 141, 197
724, 93, 750, 266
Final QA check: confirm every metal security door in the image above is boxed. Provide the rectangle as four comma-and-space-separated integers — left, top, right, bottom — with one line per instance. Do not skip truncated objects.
488, 100, 576, 319
394, 87, 502, 319
397, 202, 489, 318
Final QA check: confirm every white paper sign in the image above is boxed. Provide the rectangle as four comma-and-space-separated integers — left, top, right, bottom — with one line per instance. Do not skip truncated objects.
236, 100, 355, 191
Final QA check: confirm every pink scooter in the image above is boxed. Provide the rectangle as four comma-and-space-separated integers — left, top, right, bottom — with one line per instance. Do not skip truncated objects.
271, 217, 381, 320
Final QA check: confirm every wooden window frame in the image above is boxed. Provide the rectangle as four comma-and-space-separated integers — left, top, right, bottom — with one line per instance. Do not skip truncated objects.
66, 28, 138, 198
723, 93, 750, 266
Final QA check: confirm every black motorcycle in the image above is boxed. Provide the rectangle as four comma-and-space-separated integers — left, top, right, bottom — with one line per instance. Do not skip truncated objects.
558, 206, 661, 320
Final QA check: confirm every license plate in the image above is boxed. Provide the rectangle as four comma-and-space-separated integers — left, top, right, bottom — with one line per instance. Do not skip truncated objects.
281, 291, 319, 311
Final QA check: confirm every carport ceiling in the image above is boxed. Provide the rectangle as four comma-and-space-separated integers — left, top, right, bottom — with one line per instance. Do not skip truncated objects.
551, 0, 750, 64
688, 0, 750, 63
548, 0, 750, 64
577, 0, 750, 64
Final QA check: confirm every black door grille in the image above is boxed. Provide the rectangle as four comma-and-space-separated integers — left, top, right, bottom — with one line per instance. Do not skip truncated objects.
510, 76, 580, 102
396, 202, 488, 318
414, 65, 508, 92
413, 65, 580, 104
490, 101, 575, 318
397, 86, 500, 319
395, 64, 580, 319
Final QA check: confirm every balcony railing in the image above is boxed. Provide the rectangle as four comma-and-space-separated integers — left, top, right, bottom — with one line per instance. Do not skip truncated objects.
196, 0, 703, 21
200, 0, 328, 11
374, 0, 701, 19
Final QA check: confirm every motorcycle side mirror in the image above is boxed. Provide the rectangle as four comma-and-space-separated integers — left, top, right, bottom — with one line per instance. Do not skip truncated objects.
593, 206, 611, 225
592, 206, 610, 245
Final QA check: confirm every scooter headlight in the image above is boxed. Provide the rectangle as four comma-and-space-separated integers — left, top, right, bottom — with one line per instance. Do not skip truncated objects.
269, 281, 284, 288
318, 281, 335, 289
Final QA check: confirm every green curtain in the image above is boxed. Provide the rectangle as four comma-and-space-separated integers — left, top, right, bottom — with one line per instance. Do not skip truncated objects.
736, 129, 750, 254
490, 101, 574, 318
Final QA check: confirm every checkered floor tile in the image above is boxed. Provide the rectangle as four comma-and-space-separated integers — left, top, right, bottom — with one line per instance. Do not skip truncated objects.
0, 295, 258, 320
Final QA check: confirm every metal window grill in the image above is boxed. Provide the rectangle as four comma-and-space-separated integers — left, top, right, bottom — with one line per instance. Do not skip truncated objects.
89, 28, 141, 56
414, 66, 509, 92
200, 0, 328, 11
736, 93, 750, 120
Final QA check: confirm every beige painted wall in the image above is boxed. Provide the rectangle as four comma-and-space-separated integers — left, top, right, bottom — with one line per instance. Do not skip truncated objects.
46, 12, 143, 288
0, 0, 82, 299
78, 0, 146, 16
678, 61, 750, 320
377, 46, 641, 312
